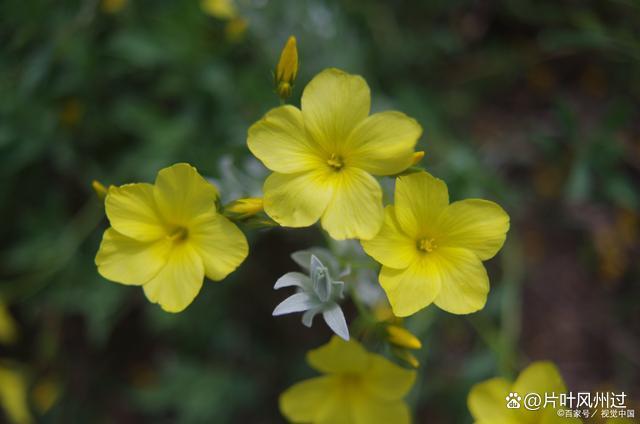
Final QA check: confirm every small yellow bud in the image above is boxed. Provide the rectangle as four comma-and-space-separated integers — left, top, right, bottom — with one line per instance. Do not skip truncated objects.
386, 325, 422, 350
92, 180, 109, 201
275, 36, 298, 100
393, 348, 420, 368
225, 18, 247, 43
411, 151, 425, 165
32, 377, 60, 413
0, 302, 18, 345
101, 0, 127, 14
224, 197, 264, 219
201, 0, 237, 20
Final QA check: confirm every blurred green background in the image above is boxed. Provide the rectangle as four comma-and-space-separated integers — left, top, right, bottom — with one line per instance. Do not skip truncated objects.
1, 0, 639, 422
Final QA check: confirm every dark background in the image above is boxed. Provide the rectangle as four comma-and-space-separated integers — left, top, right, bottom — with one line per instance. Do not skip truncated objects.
1, 0, 638, 422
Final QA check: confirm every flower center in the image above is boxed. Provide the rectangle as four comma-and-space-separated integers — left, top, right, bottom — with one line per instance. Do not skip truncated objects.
417, 238, 437, 253
168, 226, 189, 243
327, 153, 344, 171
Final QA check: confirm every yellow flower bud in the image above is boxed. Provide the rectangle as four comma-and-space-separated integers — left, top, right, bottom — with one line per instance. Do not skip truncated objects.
201, 0, 237, 20
224, 197, 264, 220
275, 36, 298, 100
92, 180, 109, 201
32, 377, 60, 414
411, 150, 425, 165
101, 0, 127, 14
225, 18, 247, 43
386, 325, 422, 350
0, 302, 18, 345
393, 348, 420, 368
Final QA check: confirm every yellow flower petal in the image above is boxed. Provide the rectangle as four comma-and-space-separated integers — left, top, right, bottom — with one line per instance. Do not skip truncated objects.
301, 68, 370, 152
467, 377, 519, 424
306, 336, 368, 374
360, 355, 416, 401
380, 259, 442, 317
0, 366, 32, 424
279, 376, 337, 423
320, 167, 383, 240
361, 206, 418, 268
352, 397, 410, 424
394, 171, 449, 237
95, 228, 171, 286
188, 212, 248, 281
105, 183, 166, 241
431, 247, 490, 314
512, 361, 567, 399
346, 111, 421, 176
247, 105, 324, 173
153, 163, 219, 226
142, 243, 204, 313
263, 170, 333, 228
437, 199, 510, 260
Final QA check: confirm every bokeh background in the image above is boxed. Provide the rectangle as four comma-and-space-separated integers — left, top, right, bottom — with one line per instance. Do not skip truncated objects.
1, 0, 639, 422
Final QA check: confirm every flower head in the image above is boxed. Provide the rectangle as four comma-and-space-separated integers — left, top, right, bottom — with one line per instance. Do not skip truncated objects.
361, 171, 509, 316
468, 361, 579, 423
280, 336, 415, 424
275, 36, 299, 100
248, 68, 422, 240
273, 251, 349, 340
95, 163, 248, 312
201, 0, 237, 19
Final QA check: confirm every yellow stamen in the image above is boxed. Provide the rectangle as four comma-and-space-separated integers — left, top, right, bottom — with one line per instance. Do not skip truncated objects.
417, 238, 436, 253
327, 154, 344, 170
168, 227, 189, 242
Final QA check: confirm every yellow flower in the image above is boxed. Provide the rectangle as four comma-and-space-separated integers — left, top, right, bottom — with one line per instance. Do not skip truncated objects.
275, 36, 298, 100
468, 361, 580, 423
411, 151, 425, 165
0, 302, 18, 345
361, 171, 509, 316
201, 0, 237, 20
95, 163, 248, 312
0, 364, 32, 424
248, 68, 422, 240
225, 18, 247, 43
280, 336, 415, 424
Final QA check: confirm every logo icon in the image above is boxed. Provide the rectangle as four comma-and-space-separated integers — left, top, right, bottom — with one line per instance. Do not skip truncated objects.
506, 392, 522, 409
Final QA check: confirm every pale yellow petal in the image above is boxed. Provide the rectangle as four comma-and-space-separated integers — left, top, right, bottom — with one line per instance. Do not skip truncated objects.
352, 398, 410, 424
188, 212, 248, 281
320, 167, 383, 240
512, 362, 567, 400
105, 183, 166, 241
360, 355, 416, 401
437, 199, 510, 260
394, 171, 449, 237
379, 259, 442, 317
467, 377, 519, 424
247, 105, 324, 173
511, 362, 569, 424
306, 336, 369, 374
346, 111, 421, 176
153, 163, 219, 226
301, 68, 370, 152
95, 228, 171, 286
279, 376, 337, 423
0, 366, 32, 424
263, 170, 333, 228
361, 206, 419, 268
142, 243, 204, 312
432, 247, 490, 314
